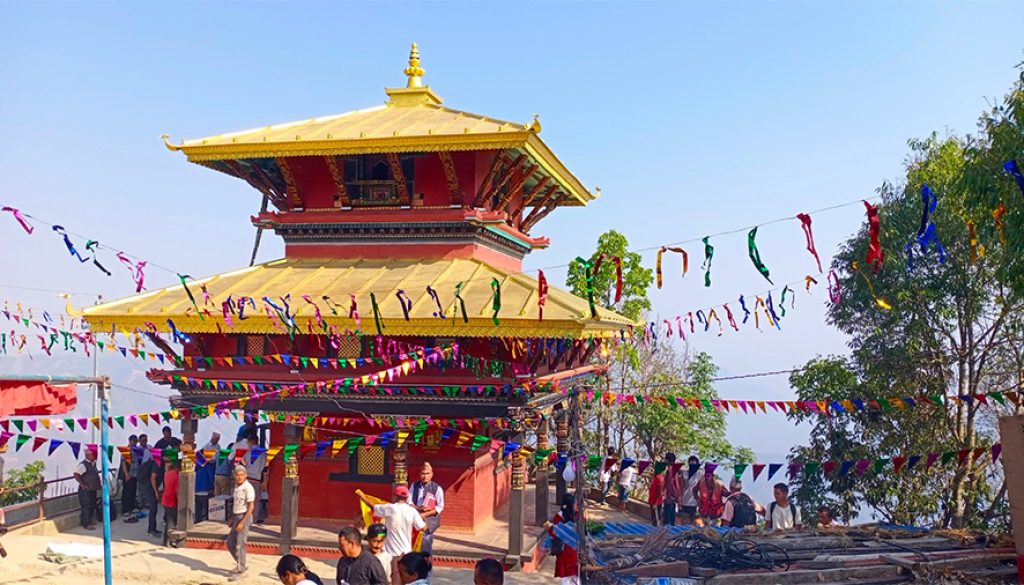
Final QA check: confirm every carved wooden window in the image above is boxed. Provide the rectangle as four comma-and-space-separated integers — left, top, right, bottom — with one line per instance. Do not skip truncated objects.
356, 446, 386, 476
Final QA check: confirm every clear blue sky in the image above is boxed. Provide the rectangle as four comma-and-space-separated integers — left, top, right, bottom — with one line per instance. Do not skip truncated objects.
0, 2, 1021, 477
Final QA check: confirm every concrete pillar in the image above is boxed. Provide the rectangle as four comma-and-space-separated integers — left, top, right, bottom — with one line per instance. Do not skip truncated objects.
176, 455, 196, 537
506, 441, 526, 568
555, 411, 568, 505
280, 457, 300, 555
534, 417, 550, 527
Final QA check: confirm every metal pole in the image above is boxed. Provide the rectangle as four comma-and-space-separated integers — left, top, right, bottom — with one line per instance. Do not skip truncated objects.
99, 379, 112, 585
93, 341, 101, 445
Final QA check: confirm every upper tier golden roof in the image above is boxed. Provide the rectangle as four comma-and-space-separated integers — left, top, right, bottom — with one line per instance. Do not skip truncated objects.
162, 43, 594, 206
82, 257, 634, 339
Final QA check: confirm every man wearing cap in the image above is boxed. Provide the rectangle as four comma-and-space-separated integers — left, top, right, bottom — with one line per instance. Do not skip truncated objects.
226, 464, 256, 580
407, 462, 444, 555
358, 486, 425, 558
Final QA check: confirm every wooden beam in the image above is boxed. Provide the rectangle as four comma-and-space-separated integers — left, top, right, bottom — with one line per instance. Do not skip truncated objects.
494, 164, 538, 215
437, 151, 461, 205
386, 153, 410, 203
274, 158, 303, 208
224, 160, 289, 210
479, 153, 527, 209
473, 152, 508, 208
322, 156, 350, 208
519, 175, 551, 208
519, 187, 561, 231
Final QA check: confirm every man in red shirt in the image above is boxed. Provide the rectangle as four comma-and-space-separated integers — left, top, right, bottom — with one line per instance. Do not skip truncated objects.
160, 459, 180, 547
647, 464, 666, 526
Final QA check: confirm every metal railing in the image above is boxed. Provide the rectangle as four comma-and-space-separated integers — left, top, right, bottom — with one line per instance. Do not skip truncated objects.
2, 471, 119, 530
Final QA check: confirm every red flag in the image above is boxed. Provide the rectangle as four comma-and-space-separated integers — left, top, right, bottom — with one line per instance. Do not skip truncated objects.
752, 463, 766, 481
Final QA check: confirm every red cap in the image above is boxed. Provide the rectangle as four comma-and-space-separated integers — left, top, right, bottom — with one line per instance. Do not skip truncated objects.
395, 485, 410, 498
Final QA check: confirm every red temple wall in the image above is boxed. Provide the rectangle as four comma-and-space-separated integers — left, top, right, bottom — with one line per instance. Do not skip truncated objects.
291, 157, 337, 209
264, 422, 506, 531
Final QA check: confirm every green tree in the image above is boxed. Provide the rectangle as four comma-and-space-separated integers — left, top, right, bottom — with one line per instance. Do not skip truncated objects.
567, 229, 750, 486
566, 230, 653, 321
2, 460, 45, 507
789, 127, 1023, 529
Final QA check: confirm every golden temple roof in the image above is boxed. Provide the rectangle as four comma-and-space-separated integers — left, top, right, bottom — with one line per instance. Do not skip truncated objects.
163, 43, 594, 206
82, 257, 634, 339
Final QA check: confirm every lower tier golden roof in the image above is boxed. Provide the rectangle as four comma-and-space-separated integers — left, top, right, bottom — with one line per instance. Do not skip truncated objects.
82, 257, 633, 338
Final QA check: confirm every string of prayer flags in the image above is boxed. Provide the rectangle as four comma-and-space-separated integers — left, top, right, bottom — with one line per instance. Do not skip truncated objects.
966, 220, 984, 263
1, 206, 34, 234
85, 241, 112, 276
1005, 160, 1024, 196
852, 261, 892, 311
178, 274, 204, 319
490, 278, 501, 325
453, 282, 469, 323
746, 227, 773, 284
537, 270, 548, 321
863, 201, 884, 272
912, 185, 947, 268
369, 292, 384, 335
52, 226, 89, 263
702, 237, 714, 287
395, 290, 412, 321
116, 252, 146, 292
796, 213, 823, 273
574, 257, 598, 318
656, 246, 688, 289
594, 254, 623, 303
827, 269, 841, 304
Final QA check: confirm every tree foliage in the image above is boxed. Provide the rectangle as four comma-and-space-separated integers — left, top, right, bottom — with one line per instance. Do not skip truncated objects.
566, 230, 653, 321
2, 460, 45, 507
789, 67, 1024, 529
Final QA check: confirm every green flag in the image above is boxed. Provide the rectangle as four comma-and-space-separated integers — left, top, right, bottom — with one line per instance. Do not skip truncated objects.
872, 458, 889, 474
283, 444, 299, 461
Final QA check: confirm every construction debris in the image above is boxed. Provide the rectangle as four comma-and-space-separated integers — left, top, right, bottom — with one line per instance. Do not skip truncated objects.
578, 523, 1016, 584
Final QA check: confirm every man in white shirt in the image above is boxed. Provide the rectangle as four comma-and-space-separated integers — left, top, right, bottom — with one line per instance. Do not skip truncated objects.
407, 462, 445, 555
598, 447, 617, 506
616, 459, 636, 512
201, 432, 221, 452
226, 465, 255, 581
359, 486, 425, 557
766, 482, 801, 531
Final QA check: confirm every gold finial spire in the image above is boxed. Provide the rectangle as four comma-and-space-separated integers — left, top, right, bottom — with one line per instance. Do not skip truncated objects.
404, 42, 425, 88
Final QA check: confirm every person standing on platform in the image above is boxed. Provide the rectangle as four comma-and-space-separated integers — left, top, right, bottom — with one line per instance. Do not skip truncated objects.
720, 478, 765, 529
73, 447, 101, 530
766, 482, 801, 531
359, 486, 425, 559
598, 447, 617, 506
408, 462, 444, 556
227, 464, 256, 581
137, 446, 160, 537
214, 442, 235, 496
695, 472, 726, 526
365, 523, 393, 583
616, 458, 636, 512
661, 452, 680, 526
544, 493, 579, 585
680, 456, 701, 525
121, 435, 139, 522
818, 506, 835, 527
161, 458, 180, 547
647, 465, 665, 526
201, 432, 222, 452
336, 526, 388, 585
153, 426, 181, 451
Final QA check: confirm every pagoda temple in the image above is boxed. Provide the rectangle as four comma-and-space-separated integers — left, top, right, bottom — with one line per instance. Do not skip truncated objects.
83, 44, 631, 566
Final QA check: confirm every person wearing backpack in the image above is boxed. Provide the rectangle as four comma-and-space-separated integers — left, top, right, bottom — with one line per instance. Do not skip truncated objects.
766, 483, 801, 531
720, 478, 764, 529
